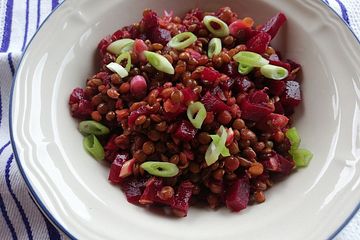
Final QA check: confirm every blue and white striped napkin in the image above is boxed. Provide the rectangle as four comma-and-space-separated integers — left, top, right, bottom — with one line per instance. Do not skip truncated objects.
0, 1, 359, 239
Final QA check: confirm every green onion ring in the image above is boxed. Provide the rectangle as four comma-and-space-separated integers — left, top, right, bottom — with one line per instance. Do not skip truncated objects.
143, 51, 175, 74
83, 134, 105, 161
208, 38, 222, 58
203, 16, 230, 37
187, 102, 207, 129
260, 64, 289, 80
168, 32, 197, 50
140, 162, 179, 177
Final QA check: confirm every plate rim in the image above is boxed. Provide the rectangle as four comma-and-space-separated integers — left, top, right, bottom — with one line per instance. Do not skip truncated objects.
8, 1, 360, 240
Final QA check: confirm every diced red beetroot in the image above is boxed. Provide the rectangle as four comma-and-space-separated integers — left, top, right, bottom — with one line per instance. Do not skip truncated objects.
133, 39, 148, 62
211, 86, 227, 101
69, 88, 85, 105
108, 153, 129, 184
147, 27, 171, 45
221, 62, 239, 78
142, 9, 159, 29
277, 154, 295, 176
120, 177, 148, 204
280, 81, 301, 108
181, 87, 198, 103
246, 32, 271, 54
256, 113, 289, 132
139, 178, 162, 204
71, 99, 93, 119
111, 29, 130, 41
173, 120, 197, 142
286, 59, 301, 72
97, 35, 112, 56
229, 20, 249, 37
233, 76, 254, 93
267, 79, 286, 96
225, 176, 250, 212
201, 67, 221, 82
219, 78, 235, 91
163, 104, 187, 120
274, 101, 285, 114
187, 8, 203, 21
260, 13, 287, 39
104, 135, 119, 163
240, 90, 274, 121
128, 105, 150, 127
172, 181, 194, 217
261, 153, 281, 171
260, 152, 294, 175
201, 91, 231, 113
119, 158, 136, 178
185, 48, 202, 61
269, 60, 291, 73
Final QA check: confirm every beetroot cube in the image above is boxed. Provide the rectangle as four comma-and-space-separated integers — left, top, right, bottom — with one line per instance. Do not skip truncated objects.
256, 113, 289, 132
233, 76, 254, 93
108, 153, 129, 184
201, 67, 222, 82
181, 87, 198, 103
147, 27, 171, 45
281, 81, 302, 108
69, 88, 85, 105
120, 177, 148, 204
240, 90, 274, 121
201, 91, 231, 113
173, 120, 197, 142
172, 181, 194, 217
246, 32, 271, 54
267, 79, 286, 96
260, 152, 294, 175
260, 13, 287, 39
225, 176, 250, 212
139, 178, 163, 204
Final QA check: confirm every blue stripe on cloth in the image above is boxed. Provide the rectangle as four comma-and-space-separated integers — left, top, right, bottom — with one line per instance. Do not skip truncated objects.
27, 193, 61, 240
0, 141, 11, 155
0, 193, 17, 240
52, 0, 59, 10
0, 87, 2, 128
5, 154, 34, 240
22, 0, 30, 51
8, 53, 15, 76
45, 217, 61, 240
324, 0, 329, 4
335, 0, 350, 25
1, 0, 14, 52
36, 0, 41, 29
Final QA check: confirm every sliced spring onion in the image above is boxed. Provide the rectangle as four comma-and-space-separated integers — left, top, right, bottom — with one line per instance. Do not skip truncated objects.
238, 63, 254, 75
116, 52, 132, 72
140, 161, 179, 177
143, 51, 175, 74
208, 38, 222, 58
205, 126, 230, 166
187, 102, 206, 129
285, 127, 301, 150
107, 39, 134, 55
260, 64, 288, 80
168, 32, 197, 50
203, 16, 230, 37
106, 62, 129, 78
83, 134, 105, 161
79, 120, 109, 136
289, 148, 313, 167
233, 51, 269, 67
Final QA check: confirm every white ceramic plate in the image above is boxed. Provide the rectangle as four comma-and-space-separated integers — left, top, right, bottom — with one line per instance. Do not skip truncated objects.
10, 0, 360, 239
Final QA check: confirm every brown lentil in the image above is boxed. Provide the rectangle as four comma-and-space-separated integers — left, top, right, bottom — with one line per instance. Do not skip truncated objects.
224, 156, 240, 172
254, 191, 266, 203
135, 115, 147, 126
217, 110, 232, 125
142, 141, 155, 155
105, 111, 116, 121
158, 186, 174, 200
97, 103, 108, 115
248, 162, 264, 176
91, 111, 102, 121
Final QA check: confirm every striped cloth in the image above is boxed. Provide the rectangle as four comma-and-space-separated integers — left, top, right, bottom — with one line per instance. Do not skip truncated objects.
0, 0, 359, 239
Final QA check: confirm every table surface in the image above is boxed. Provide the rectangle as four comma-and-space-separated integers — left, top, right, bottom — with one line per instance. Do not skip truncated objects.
0, 0, 359, 239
